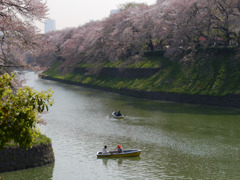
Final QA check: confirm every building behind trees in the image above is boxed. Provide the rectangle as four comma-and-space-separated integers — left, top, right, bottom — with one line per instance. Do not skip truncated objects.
44, 19, 56, 33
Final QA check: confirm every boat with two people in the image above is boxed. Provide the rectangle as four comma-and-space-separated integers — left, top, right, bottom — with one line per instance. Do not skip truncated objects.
97, 149, 141, 158
97, 145, 141, 158
112, 110, 124, 119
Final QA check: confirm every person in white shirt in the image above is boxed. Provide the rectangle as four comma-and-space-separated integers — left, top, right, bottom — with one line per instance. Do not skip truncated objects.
102, 145, 109, 154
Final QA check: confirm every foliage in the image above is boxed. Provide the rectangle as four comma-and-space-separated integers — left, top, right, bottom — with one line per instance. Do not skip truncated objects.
45, 52, 240, 96
118, 2, 147, 11
160, 0, 240, 57
34, 0, 240, 98
0, 0, 48, 72
0, 73, 54, 149
32, 134, 52, 145
31, 3, 155, 72
5, 134, 51, 148
44, 60, 63, 77
33, 0, 240, 74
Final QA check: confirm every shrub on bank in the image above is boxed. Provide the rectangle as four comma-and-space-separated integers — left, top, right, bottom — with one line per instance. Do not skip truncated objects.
3, 134, 51, 148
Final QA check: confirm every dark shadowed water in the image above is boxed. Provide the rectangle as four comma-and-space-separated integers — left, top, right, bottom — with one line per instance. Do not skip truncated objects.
1, 71, 240, 180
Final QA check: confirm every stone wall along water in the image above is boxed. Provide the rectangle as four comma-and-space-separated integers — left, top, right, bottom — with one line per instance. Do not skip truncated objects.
0, 143, 54, 173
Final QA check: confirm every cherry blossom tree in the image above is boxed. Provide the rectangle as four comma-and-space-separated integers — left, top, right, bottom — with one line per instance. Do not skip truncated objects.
34, 0, 240, 71
0, 1, 54, 149
160, 0, 240, 58
0, 0, 48, 73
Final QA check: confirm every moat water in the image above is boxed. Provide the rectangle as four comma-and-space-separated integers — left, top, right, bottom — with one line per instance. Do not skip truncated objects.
1, 72, 240, 179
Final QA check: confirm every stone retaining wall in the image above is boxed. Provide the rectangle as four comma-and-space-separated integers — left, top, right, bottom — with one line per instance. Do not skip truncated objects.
0, 143, 54, 173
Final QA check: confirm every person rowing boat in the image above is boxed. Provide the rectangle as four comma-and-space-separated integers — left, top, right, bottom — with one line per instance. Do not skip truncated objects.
112, 110, 124, 119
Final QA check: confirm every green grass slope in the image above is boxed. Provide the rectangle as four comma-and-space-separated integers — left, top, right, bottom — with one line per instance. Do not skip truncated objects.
43, 51, 240, 97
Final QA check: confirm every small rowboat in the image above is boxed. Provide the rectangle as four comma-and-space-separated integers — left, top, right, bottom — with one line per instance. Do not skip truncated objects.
97, 149, 141, 158
112, 111, 124, 119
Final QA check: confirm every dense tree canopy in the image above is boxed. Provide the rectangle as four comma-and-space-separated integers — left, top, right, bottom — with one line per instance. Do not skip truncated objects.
0, 1, 53, 149
33, 0, 240, 73
161, 0, 240, 57
0, 0, 48, 72
118, 2, 147, 11
0, 73, 53, 149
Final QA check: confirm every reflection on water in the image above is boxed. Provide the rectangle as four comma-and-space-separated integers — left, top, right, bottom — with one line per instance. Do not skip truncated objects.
100, 157, 141, 167
0, 164, 54, 180
2, 71, 240, 179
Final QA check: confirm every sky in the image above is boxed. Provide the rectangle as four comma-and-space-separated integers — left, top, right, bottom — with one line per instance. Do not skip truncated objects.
42, 0, 157, 31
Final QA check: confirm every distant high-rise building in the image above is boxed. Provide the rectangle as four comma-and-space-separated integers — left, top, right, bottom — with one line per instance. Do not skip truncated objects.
44, 19, 56, 33
110, 9, 120, 15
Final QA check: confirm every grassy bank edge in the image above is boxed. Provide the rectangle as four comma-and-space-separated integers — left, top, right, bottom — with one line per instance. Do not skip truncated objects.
3, 134, 51, 149
43, 52, 240, 97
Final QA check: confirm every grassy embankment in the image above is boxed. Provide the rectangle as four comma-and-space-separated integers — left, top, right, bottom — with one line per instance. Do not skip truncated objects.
43, 50, 240, 96
2, 134, 51, 148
